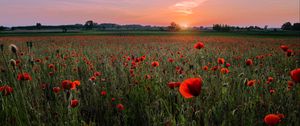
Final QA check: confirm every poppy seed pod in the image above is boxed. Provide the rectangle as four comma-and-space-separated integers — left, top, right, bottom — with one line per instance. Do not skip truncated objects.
8, 44, 18, 54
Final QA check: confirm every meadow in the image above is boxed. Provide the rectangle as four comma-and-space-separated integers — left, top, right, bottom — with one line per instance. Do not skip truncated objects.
0, 33, 299, 126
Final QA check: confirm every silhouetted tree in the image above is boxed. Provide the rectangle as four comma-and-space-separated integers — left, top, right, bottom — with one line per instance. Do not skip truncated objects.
264, 25, 268, 30
62, 27, 67, 33
36, 23, 42, 29
84, 20, 95, 30
168, 22, 181, 32
213, 24, 231, 32
213, 24, 222, 31
281, 22, 292, 30
0, 26, 5, 31
292, 23, 300, 31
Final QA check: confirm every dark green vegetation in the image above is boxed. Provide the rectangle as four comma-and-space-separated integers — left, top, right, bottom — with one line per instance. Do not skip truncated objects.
0, 30, 299, 37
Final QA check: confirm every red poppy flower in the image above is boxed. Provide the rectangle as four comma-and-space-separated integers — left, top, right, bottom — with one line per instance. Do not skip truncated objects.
179, 78, 203, 98
141, 55, 146, 61
151, 61, 159, 67
194, 42, 204, 49
286, 49, 293, 57
220, 68, 229, 74
264, 114, 281, 126
52, 87, 60, 93
48, 64, 55, 69
62, 80, 72, 90
71, 80, 80, 90
145, 75, 151, 79
16, 60, 21, 66
70, 99, 79, 108
287, 80, 294, 87
111, 98, 116, 102
0, 85, 13, 96
35, 59, 42, 63
225, 63, 231, 68
101, 91, 107, 96
217, 58, 225, 64
246, 59, 253, 66
202, 66, 209, 71
89, 76, 96, 81
267, 77, 274, 82
276, 113, 285, 119
269, 89, 275, 94
167, 82, 181, 89
211, 66, 219, 71
290, 68, 300, 83
48, 72, 54, 76
73, 80, 80, 86
116, 103, 125, 111
17, 73, 32, 81
168, 58, 174, 63
280, 45, 288, 52
94, 72, 101, 77
247, 80, 256, 87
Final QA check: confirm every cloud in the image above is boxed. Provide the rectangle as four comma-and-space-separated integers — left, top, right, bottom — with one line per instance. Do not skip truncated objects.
172, 0, 207, 15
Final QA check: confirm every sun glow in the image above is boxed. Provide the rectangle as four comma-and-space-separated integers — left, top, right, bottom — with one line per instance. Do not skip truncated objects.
181, 23, 189, 29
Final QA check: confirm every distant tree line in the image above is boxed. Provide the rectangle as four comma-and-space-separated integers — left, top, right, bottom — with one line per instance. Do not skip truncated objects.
1, 20, 299, 32
212, 22, 300, 32
0, 26, 10, 31
212, 24, 267, 32
281, 22, 300, 31
5, 20, 169, 32
9, 23, 84, 31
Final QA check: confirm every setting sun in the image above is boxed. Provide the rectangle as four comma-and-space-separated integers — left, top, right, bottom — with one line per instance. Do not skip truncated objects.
181, 24, 189, 29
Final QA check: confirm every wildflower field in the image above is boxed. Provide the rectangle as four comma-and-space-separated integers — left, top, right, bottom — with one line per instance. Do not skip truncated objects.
0, 34, 299, 125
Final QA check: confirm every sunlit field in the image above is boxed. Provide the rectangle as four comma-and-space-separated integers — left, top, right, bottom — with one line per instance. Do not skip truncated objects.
0, 35, 299, 125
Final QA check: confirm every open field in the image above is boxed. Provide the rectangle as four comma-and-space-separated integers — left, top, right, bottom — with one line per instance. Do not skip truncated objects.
0, 34, 299, 125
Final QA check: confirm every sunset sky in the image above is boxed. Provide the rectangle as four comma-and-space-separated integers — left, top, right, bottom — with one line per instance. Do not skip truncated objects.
1, 0, 299, 27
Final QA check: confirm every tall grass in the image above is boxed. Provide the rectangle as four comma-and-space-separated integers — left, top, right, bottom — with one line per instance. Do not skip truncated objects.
0, 35, 299, 125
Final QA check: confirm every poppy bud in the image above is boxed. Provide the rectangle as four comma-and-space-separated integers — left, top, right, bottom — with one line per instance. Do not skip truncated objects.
10, 59, 16, 67
9, 44, 18, 54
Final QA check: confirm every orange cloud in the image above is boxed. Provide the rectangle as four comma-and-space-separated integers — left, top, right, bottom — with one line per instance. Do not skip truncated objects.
172, 0, 207, 15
